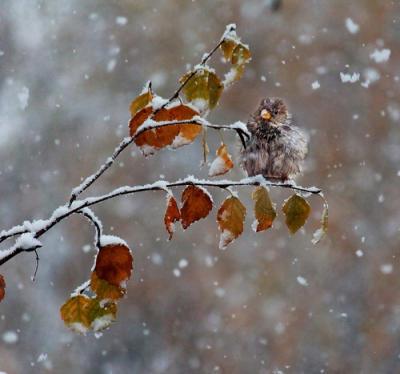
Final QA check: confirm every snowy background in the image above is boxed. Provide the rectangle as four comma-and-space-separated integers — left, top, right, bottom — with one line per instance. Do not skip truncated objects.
1, 0, 400, 373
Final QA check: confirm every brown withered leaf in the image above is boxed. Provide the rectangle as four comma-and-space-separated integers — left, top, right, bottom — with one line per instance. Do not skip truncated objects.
208, 143, 234, 177
129, 105, 200, 155
164, 195, 181, 240
252, 186, 277, 232
0, 275, 5, 303
180, 185, 213, 229
94, 244, 133, 287
282, 194, 311, 234
217, 196, 246, 249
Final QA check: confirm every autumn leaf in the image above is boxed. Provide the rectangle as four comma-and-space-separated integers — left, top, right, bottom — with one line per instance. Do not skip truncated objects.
60, 295, 117, 333
180, 185, 213, 229
220, 29, 251, 86
60, 295, 94, 334
180, 68, 223, 111
0, 275, 5, 303
90, 271, 126, 301
312, 201, 329, 244
208, 143, 234, 177
129, 104, 200, 155
217, 196, 246, 249
164, 195, 181, 240
88, 298, 117, 332
282, 194, 311, 234
93, 243, 133, 287
129, 85, 153, 117
252, 186, 276, 232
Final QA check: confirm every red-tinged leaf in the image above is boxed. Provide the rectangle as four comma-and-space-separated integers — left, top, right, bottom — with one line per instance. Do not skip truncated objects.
180, 185, 213, 229
94, 243, 133, 287
217, 196, 246, 249
208, 143, 234, 177
0, 275, 5, 303
164, 195, 181, 240
129, 105, 200, 155
252, 186, 277, 232
282, 194, 311, 234
60, 295, 93, 334
90, 271, 126, 301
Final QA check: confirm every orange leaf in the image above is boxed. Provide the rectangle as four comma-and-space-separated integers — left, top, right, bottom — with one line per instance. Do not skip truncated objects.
129, 104, 200, 155
217, 196, 246, 249
252, 186, 276, 232
180, 185, 213, 229
94, 244, 133, 287
0, 275, 5, 303
164, 195, 181, 240
90, 271, 126, 301
209, 143, 234, 177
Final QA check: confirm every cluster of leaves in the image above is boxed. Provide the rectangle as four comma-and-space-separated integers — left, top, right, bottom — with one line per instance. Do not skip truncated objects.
60, 241, 133, 333
164, 185, 326, 251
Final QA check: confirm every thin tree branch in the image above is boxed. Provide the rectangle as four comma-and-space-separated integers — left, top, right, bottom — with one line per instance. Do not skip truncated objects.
78, 208, 102, 249
68, 117, 250, 206
0, 175, 321, 267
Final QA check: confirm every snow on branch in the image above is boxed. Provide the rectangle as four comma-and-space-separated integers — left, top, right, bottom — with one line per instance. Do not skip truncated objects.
0, 175, 320, 266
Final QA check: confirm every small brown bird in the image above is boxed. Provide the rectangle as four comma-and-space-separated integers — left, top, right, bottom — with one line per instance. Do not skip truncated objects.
241, 97, 308, 182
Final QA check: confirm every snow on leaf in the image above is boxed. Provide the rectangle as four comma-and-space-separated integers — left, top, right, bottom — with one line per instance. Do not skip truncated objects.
88, 299, 117, 332
0, 275, 5, 303
93, 243, 133, 287
282, 194, 311, 234
180, 68, 223, 111
217, 196, 246, 249
129, 104, 200, 155
209, 143, 234, 177
180, 185, 213, 229
311, 202, 329, 245
164, 195, 181, 240
60, 295, 93, 334
252, 186, 276, 232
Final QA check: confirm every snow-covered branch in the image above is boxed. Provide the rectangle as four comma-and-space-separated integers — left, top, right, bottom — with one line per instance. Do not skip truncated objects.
68, 117, 250, 206
0, 175, 320, 267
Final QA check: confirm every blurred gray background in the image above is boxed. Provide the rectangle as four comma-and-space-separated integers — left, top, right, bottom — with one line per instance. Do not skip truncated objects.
1, 0, 400, 373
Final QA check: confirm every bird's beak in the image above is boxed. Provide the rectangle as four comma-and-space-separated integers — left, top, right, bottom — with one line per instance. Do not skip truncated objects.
261, 109, 271, 120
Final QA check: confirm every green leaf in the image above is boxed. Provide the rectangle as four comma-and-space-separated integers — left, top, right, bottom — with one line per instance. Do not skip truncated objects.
180, 68, 223, 111
282, 194, 311, 234
88, 299, 117, 332
252, 186, 276, 232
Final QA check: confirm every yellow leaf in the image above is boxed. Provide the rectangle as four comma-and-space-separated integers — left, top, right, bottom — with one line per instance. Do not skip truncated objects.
129, 88, 153, 117
282, 194, 311, 234
252, 186, 276, 232
209, 143, 234, 177
180, 186, 213, 229
217, 196, 246, 249
60, 295, 94, 334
